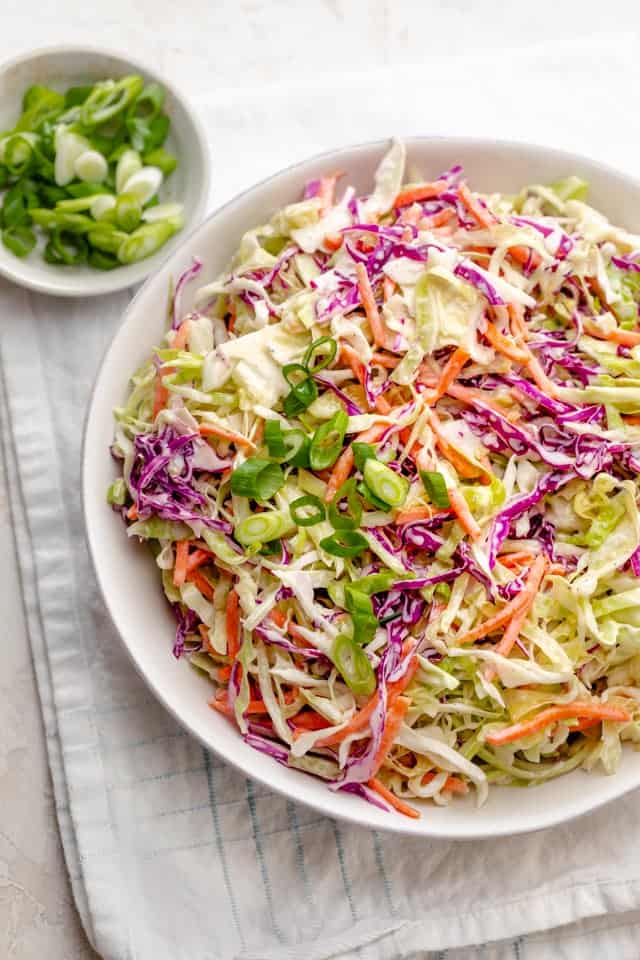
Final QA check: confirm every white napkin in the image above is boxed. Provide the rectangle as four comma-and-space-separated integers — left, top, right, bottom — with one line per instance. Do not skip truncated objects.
3, 34, 640, 960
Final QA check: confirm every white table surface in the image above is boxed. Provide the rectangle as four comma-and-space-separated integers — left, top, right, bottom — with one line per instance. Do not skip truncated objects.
1, 2, 638, 956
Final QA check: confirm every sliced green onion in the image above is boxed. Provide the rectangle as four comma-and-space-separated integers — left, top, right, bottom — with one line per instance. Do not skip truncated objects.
331, 634, 376, 696
2, 133, 39, 176
81, 75, 144, 127
90, 194, 117, 221
290, 495, 325, 527
356, 571, 398, 595
363, 459, 409, 509
106, 477, 127, 505
115, 192, 142, 232
2, 184, 31, 229
128, 112, 170, 154
420, 470, 451, 508
356, 481, 390, 512
128, 83, 165, 121
283, 430, 311, 467
15, 86, 64, 132
235, 510, 292, 545
282, 363, 318, 416
302, 335, 337, 374
264, 419, 287, 458
88, 248, 119, 270
117, 220, 175, 264
352, 441, 376, 472
66, 181, 108, 199
45, 228, 88, 265
320, 529, 368, 558
30, 209, 94, 233
120, 165, 163, 205
344, 584, 379, 646
115, 148, 142, 193
2, 225, 36, 258
74, 149, 108, 183
88, 226, 129, 254
230, 458, 284, 500
309, 409, 348, 471
328, 478, 362, 530
143, 147, 177, 176
64, 85, 93, 108
53, 128, 91, 186
141, 201, 183, 224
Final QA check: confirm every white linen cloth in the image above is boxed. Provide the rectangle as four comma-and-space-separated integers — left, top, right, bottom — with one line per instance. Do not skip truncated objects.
3, 33, 640, 960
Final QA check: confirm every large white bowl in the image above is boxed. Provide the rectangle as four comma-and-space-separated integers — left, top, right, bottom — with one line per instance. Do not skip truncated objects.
0, 45, 210, 296
84, 138, 640, 838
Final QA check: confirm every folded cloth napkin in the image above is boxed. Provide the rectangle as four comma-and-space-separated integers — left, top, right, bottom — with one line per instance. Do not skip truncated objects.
4, 35, 640, 960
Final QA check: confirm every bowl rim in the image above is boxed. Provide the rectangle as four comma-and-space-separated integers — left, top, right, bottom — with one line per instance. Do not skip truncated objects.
83, 135, 640, 838
0, 42, 211, 297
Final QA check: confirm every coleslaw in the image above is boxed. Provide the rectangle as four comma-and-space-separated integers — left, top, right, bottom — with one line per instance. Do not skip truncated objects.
108, 140, 640, 818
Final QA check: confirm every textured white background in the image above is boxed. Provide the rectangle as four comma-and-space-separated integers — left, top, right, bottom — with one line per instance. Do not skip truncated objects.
2, 2, 640, 957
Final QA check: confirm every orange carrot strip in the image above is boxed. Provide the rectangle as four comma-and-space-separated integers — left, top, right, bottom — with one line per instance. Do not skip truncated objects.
227, 301, 236, 334
507, 302, 529, 342
458, 182, 495, 229
152, 378, 169, 419
526, 354, 561, 399
172, 318, 192, 350
218, 666, 232, 682
372, 351, 400, 369
395, 505, 438, 525
425, 348, 470, 405
318, 172, 343, 215
185, 548, 210, 574
290, 711, 332, 732
126, 503, 138, 521
199, 423, 256, 450
569, 717, 602, 733
316, 653, 418, 748
509, 245, 542, 270
269, 608, 287, 628
455, 589, 533, 645
493, 556, 546, 656
447, 487, 482, 541
498, 551, 537, 569
340, 343, 391, 410
444, 382, 511, 415
187, 569, 215, 600
367, 778, 421, 819
355, 262, 387, 348
226, 589, 241, 659
419, 208, 456, 230
173, 540, 190, 588
370, 696, 411, 776
324, 232, 343, 252
623, 415, 640, 426
324, 422, 388, 502
421, 771, 469, 795
425, 408, 486, 480
484, 321, 530, 363
486, 702, 632, 747
394, 180, 448, 208
584, 324, 640, 347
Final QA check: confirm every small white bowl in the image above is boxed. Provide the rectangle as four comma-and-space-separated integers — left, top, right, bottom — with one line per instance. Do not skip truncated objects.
84, 137, 640, 838
0, 45, 210, 297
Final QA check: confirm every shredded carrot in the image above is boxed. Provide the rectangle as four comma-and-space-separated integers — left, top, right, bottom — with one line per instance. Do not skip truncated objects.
509, 245, 542, 271
355, 262, 387, 348
455, 588, 532, 645
324, 422, 388, 502
569, 717, 602, 734
420, 208, 456, 230
494, 555, 546, 658
425, 408, 486, 481
443, 382, 510, 415
424, 348, 470, 405
372, 351, 400, 369
526, 354, 561, 399
370, 696, 411, 776
507, 302, 529, 342
421, 771, 469, 795
227, 301, 236, 334
218, 666, 232, 682
458, 182, 495, 229
395, 505, 438, 525
226, 589, 241, 659
126, 503, 138, 521
498, 551, 537, 569
172, 318, 192, 351
187, 569, 215, 600
484, 321, 530, 363
252, 420, 265, 445
152, 378, 169, 419
366, 777, 421, 819
394, 180, 448, 208
324, 232, 343, 252
547, 562, 566, 576
623, 415, 640, 426
185, 548, 210, 574
269, 608, 286, 628
290, 711, 331, 732
486, 701, 632, 747
199, 423, 256, 450
173, 540, 190, 588
447, 487, 482, 541
584, 323, 640, 347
